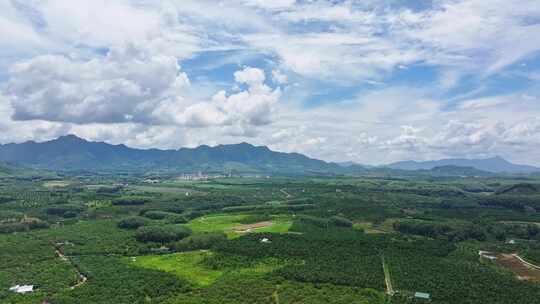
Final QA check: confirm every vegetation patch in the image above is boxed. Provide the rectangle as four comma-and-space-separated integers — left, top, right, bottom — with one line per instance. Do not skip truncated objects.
132, 251, 224, 286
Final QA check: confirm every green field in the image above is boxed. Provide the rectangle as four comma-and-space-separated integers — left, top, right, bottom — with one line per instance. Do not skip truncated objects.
185, 213, 292, 238
132, 250, 286, 287
132, 251, 223, 286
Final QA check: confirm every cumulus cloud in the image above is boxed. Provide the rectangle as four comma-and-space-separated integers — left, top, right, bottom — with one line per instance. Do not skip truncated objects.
7, 44, 189, 124
6, 42, 280, 130
1, 0, 540, 167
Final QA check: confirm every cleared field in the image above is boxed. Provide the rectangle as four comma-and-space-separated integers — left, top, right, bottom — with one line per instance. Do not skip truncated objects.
233, 221, 273, 232
252, 220, 293, 234
186, 214, 249, 234
495, 254, 540, 282
131, 251, 223, 286
353, 219, 395, 234
186, 214, 292, 238
131, 250, 286, 287
43, 180, 72, 188
128, 185, 204, 195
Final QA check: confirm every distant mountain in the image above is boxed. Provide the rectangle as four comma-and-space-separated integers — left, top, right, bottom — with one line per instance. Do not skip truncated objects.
337, 161, 373, 169
0, 135, 342, 174
495, 183, 540, 195
387, 156, 540, 174
337, 161, 358, 167
0, 161, 54, 178
426, 165, 493, 177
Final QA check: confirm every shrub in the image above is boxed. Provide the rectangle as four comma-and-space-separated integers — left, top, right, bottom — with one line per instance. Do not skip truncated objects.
26, 218, 49, 230
118, 217, 147, 229
239, 214, 271, 224
144, 211, 171, 220
135, 225, 192, 243
45, 205, 84, 217
112, 196, 150, 206
0, 218, 49, 234
183, 211, 204, 221
0, 211, 24, 222
164, 206, 185, 214
0, 196, 13, 204
330, 216, 353, 227
167, 214, 188, 224
298, 215, 329, 228
172, 232, 227, 251
62, 211, 79, 218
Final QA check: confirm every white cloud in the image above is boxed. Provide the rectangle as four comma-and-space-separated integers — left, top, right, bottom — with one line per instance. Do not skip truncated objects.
272, 69, 288, 84
1, 0, 540, 167
7, 44, 189, 124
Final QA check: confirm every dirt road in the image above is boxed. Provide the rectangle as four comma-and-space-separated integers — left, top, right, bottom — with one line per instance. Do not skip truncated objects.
55, 246, 88, 289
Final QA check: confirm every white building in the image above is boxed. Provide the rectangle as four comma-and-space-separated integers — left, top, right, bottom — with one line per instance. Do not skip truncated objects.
9, 285, 34, 294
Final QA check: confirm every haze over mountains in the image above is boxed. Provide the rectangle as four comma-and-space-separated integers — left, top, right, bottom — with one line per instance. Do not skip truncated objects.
0, 135, 538, 175
387, 157, 540, 174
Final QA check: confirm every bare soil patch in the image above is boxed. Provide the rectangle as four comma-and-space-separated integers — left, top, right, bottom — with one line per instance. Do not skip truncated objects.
496, 254, 540, 282
232, 221, 273, 233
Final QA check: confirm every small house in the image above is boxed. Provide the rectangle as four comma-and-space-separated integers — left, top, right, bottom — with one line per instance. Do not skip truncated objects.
260, 238, 271, 243
9, 285, 34, 294
414, 292, 430, 300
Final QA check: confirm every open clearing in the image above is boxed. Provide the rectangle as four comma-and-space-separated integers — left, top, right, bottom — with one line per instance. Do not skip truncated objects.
128, 185, 204, 195
495, 254, 540, 282
132, 250, 223, 286
233, 221, 273, 232
131, 250, 286, 287
354, 219, 395, 234
43, 181, 72, 188
186, 214, 292, 237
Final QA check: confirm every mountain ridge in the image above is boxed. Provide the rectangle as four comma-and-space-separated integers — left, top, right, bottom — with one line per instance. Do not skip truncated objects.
1, 135, 538, 175
387, 156, 540, 173
0, 135, 340, 174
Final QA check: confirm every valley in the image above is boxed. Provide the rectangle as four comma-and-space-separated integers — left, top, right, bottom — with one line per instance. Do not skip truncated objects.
2, 167, 540, 303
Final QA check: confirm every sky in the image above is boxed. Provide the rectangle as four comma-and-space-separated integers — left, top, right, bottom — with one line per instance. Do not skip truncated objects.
1, 0, 540, 166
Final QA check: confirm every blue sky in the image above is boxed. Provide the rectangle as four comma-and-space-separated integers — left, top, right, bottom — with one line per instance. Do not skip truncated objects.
1, 0, 540, 165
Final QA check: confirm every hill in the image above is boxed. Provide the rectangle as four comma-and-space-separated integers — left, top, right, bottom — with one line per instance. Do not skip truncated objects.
0, 135, 342, 174
495, 183, 540, 195
427, 165, 493, 177
387, 156, 540, 174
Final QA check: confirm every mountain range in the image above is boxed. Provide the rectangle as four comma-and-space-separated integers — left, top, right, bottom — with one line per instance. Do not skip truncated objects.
0, 135, 538, 175
387, 156, 540, 174
0, 135, 342, 174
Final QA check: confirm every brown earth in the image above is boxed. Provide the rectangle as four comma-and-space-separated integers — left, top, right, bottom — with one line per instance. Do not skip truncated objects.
232, 221, 273, 233
496, 254, 540, 282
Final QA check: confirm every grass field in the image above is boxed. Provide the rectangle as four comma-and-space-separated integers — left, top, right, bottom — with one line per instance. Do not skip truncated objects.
131, 250, 286, 287
186, 214, 292, 238
128, 185, 204, 195
131, 251, 223, 286
43, 180, 72, 188
353, 219, 396, 234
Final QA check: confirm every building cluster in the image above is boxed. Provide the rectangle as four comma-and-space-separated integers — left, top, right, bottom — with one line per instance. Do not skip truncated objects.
177, 171, 231, 181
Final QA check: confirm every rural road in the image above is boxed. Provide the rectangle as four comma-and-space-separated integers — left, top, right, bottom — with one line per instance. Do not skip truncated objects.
280, 188, 292, 198
54, 246, 88, 289
382, 256, 394, 295
513, 254, 540, 270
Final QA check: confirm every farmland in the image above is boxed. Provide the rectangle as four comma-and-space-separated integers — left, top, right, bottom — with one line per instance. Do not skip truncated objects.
2, 173, 540, 303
